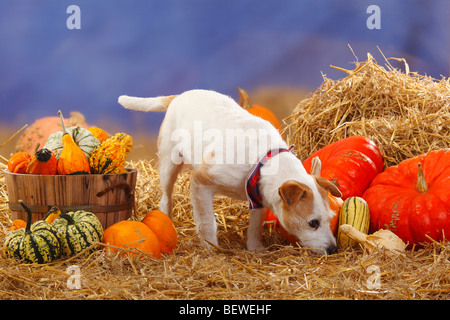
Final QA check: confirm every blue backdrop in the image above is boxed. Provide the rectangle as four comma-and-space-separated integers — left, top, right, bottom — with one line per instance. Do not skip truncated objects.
0, 0, 448, 134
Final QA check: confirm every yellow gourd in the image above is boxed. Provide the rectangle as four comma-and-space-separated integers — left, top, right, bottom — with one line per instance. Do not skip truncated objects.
57, 110, 91, 175
89, 133, 133, 174
337, 197, 370, 248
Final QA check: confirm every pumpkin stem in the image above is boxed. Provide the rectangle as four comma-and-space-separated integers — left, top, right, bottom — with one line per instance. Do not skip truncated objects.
416, 163, 428, 193
33, 142, 41, 155
58, 110, 68, 135
18, 200, 32, 234
59, 213, 76, 225
237, 87, 252, 109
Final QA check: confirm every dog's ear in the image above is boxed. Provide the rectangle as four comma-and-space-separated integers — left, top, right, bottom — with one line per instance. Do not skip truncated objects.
313, 176, 342, 198
278, 180, 310, 206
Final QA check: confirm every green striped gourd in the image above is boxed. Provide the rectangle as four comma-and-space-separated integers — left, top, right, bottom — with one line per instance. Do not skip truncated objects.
52, 210, 103, 257
3, 200, 61, 264
337, 197, 370, 248
44, 126, 100, 160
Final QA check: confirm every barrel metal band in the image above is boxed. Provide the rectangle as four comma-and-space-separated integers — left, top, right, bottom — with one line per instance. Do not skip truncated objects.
8, 201, 133, 213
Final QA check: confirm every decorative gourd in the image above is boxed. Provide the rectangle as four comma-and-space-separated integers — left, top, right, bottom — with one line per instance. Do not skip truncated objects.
339, 224, 406, 257
302, 135, 384, 200
44, 120, 100, 160
16, 112, 88, 155
103, 220, 161, 259
26, 146, 58, 175
89, 133, 133, 174
362, 148, 450, 246
337, 197, 370, 248
57, 110, 91, 175
52, 210, 103, 257
237, 87, 283, 135
3, 200, 61, 263
7, 152, 31, 174
142, 210, 177, 254
88, 127, 109, 143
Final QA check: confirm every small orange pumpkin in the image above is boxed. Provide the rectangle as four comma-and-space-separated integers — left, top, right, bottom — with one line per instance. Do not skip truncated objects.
103, 220, 161, 259
237, 87, 283, 135
142, 210, 177, 254
11, 219, 27, 230
7, 152, 31, 174
27, 147, 58, 175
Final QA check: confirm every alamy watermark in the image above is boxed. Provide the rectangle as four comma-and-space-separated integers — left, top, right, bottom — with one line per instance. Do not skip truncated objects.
366, 5, 381, 30
169, 122, 284, 175
66, 265, 81, 290
66, 5, 81, 30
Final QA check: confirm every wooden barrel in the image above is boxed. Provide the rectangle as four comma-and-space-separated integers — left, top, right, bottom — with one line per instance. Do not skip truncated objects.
4, 169, 137, 229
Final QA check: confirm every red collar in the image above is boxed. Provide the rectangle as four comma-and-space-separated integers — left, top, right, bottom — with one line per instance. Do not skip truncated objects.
245, 146, 295, 209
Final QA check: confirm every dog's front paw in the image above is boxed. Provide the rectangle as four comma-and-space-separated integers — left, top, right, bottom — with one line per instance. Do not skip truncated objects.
246, 240, 266, 252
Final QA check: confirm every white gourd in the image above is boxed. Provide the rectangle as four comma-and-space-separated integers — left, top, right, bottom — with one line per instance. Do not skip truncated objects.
44, 126, 100, 160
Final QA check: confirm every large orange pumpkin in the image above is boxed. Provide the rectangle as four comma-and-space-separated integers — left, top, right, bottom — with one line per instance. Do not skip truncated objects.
15, 112, 88, 155
362, 149, 450, 246
142, 210, 177, 254
103, 220, 161, 259
237, 87, 283, 135
302, 135, 384, 200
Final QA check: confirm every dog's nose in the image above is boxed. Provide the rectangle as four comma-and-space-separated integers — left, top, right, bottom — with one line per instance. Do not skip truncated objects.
326, 245, 338, 255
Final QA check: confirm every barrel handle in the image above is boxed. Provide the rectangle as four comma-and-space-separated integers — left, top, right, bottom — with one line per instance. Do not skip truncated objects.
96, 183, 133, 200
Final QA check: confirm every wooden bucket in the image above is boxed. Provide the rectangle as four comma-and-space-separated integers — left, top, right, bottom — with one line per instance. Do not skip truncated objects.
4, 169, 137, 229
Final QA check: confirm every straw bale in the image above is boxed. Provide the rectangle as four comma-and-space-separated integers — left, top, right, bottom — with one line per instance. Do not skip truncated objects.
0, 160, 449, 300
285, 52, 450, 166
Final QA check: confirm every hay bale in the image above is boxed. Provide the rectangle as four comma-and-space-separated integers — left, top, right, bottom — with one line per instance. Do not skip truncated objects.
285, 52, 450, 167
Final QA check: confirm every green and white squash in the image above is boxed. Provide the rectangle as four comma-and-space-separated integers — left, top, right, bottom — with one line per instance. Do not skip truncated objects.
3, 200, 61, 264
44, 126, 100, 160
52, 210, 103, 257
337, 196, 370, 248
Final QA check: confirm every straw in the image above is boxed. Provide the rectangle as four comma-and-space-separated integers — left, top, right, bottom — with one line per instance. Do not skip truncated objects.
0, 160, 449, 300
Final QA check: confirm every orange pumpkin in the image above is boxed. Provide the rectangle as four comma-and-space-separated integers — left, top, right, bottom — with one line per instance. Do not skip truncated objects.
27, 147, 58, 175
88, 127, 109, 143
7, 152, 31, 174
11, 219, 27, 230
237, 87, 283, 135
103, 220, 161, 259
15, 112, 88, 155
142, 210, 177, 254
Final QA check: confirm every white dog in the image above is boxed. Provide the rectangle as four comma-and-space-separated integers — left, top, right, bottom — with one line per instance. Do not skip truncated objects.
119, 89, 341, 254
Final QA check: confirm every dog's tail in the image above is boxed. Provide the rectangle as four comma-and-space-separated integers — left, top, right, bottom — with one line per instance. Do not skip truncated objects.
118, 94, 177, 112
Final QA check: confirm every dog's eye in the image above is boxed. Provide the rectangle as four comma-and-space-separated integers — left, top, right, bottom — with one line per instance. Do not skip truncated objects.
308, 219, 320, 229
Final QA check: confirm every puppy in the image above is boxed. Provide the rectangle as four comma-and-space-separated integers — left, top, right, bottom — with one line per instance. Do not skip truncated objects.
118, 89, 341, 254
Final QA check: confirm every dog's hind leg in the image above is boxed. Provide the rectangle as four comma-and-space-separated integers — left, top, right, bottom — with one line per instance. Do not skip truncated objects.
158, 151, 183, 219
